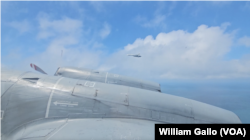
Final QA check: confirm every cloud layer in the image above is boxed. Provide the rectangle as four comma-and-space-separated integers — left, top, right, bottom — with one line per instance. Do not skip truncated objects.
16, 20, 250, 79
18, 15, 103, 74
100, 24, 250, 79
99, 22, 111, 39
6, 15, 250, 80
9, 20, 31, 34
37, 14, 82, 39
238, 36, 250, 47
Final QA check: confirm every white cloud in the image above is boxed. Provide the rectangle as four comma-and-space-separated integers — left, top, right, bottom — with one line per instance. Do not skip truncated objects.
92, 42, 104, 48
99, 22, 111, 39
37, 14, 82, 39
9, 20, 31, 34
238, 36, 250, 47
9, 19, 250, 80
14, 14, 103, 75
28, 37, 102, 74
99, 24, 250, 80
134, 13, 166, 28
220, 22, 231, 30
142, 15, 166, 28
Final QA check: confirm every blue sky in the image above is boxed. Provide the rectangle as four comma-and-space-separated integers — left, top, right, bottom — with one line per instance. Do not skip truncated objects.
0, 0, 250, 80
1, 1, 250, 122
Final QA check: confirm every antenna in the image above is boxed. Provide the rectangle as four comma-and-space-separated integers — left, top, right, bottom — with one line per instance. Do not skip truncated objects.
60, 50, 63, 68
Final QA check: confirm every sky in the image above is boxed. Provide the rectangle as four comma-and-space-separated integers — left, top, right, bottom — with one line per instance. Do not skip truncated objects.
1, 1, 250, 123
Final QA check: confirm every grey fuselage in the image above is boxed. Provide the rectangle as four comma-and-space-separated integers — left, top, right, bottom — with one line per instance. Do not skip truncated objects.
1, 68, 241, 140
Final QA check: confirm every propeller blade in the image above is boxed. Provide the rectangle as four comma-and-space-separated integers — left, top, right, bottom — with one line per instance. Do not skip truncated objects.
30, 63, 47, 74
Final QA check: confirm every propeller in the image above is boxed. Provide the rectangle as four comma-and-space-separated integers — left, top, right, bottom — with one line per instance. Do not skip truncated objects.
30, 50, 63, 75
30, 63, 47, 74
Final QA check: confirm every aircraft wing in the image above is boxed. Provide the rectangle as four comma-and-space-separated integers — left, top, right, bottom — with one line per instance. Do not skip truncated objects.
6, 118, 156, 140
1, 68, 241, 140
54, 67, 161, 92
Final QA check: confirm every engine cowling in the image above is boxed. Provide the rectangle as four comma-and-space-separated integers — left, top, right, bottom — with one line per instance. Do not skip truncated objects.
54, 67, 161, 92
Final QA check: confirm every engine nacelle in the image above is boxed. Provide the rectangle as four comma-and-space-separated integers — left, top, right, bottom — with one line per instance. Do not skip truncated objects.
54, 67, 161, 92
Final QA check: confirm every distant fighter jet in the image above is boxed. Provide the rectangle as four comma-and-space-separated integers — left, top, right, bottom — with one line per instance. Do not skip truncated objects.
127, 54, 141, 57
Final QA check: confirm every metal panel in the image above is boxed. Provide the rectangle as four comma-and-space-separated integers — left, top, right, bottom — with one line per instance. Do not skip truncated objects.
37, 76, 61, 89
73, 80, 96, 98
0, 110, 4, 120
191, 99, 240, 123
95, 82, 129, 106
48, 90, 96, 118
88, 71, 106, 83
151, 110, 160, 120
54, 78, 78, 93
73, 81, 129, 106
48, 119, 156, 140
105, 73, 119, 84
5, 118, 157, 140
116, 75, 142, 89
4, 118, 68, 140
1, 81, 51, 134
55, 67, 91, 80
127, 106, 152, 119
1, 82, 15, 96
128, 87, 194, 119
22, 128, 55, 138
